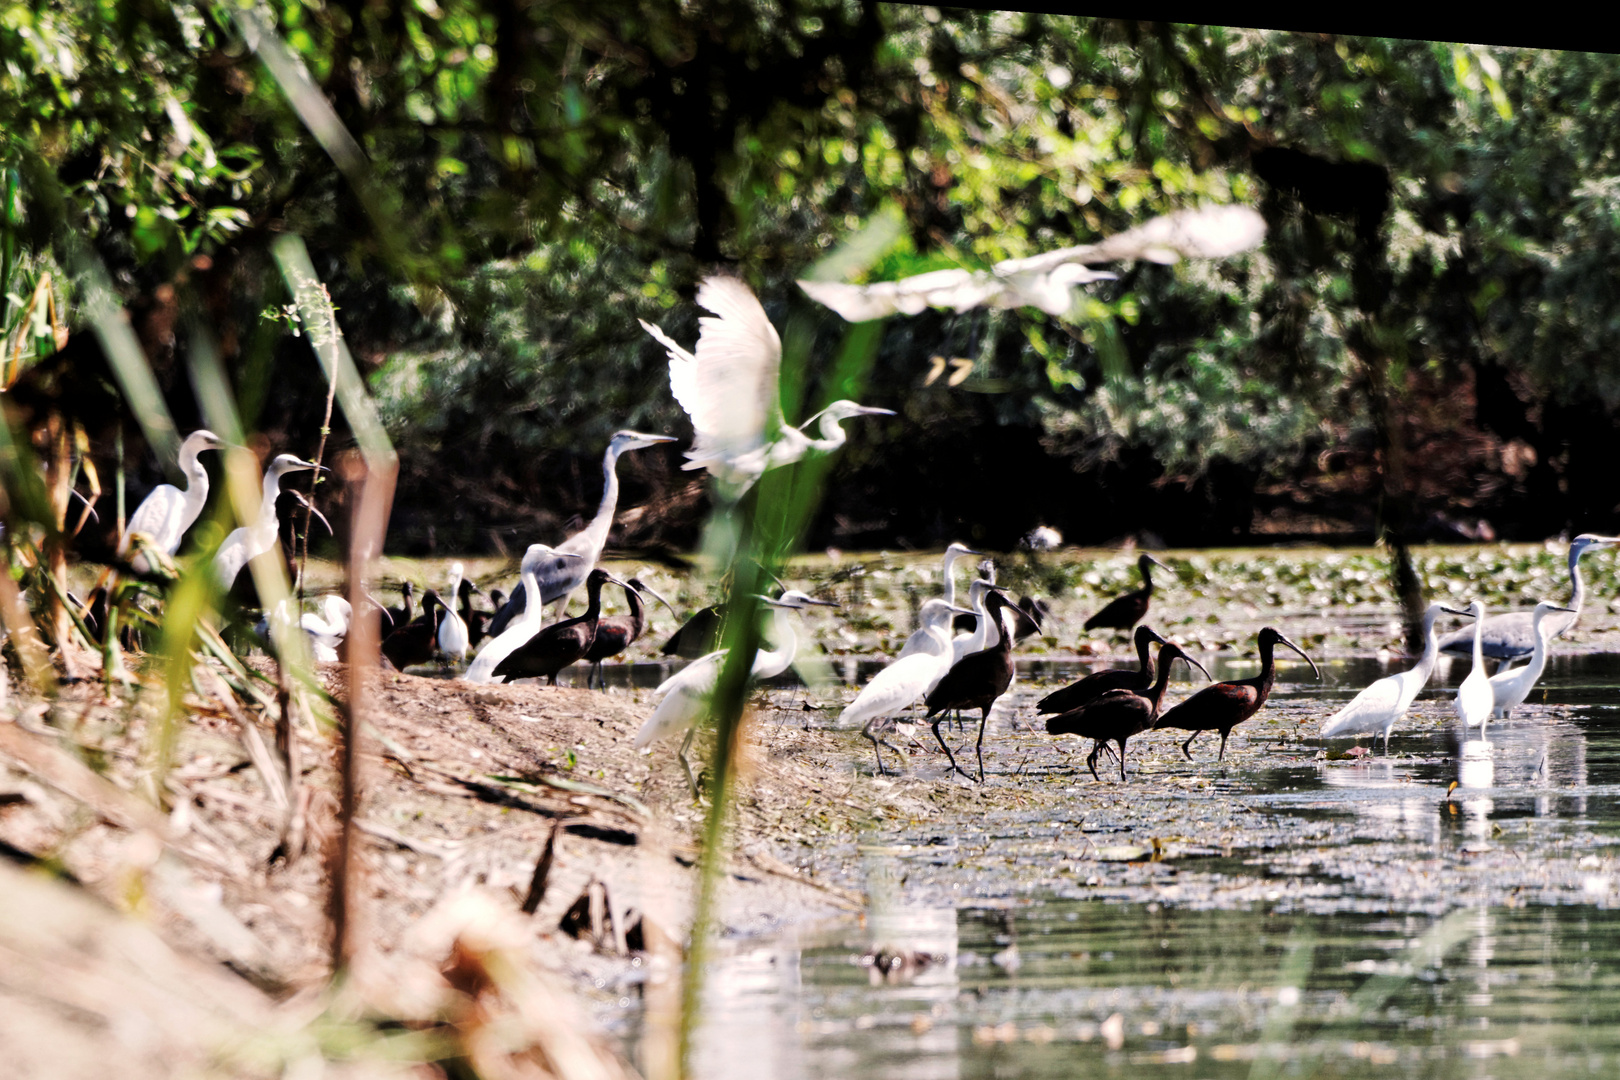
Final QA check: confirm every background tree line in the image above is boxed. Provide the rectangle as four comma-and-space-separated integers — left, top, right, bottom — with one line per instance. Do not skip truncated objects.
4, 2, 1619, 563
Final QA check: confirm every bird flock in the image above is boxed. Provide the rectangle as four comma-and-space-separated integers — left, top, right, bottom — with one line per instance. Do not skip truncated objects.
82, 200, 1611, 795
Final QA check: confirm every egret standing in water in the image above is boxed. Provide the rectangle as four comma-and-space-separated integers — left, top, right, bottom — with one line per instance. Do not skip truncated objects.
120, 429, 229, 574
1436, 534, 1620, 664
844, 599, 978, 775
485, 430, 676, 636
1320, 602, 1469, 754
634, 590, 836, 795
212, 454, 324, 591
1451, 601, 1495, 739
1488, 601, 1575, 718
464, 545, 583, 684
639, 275, 893, 498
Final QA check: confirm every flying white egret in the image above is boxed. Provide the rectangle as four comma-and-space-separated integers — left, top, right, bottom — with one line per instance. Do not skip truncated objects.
484, 429, 676, 636
639, 276, 894, 497
1320, 602, 1467, 753
1437, 534, 1620, 663
463, 545, 583, 684
1452, 601, 1495, 740
212, 454, 324, 591
120, 429, 228, 573
438, 561, 471, 663
1488, 601, 1575, 718
845, 598, 978, 774
797, 204, 1267, 322
896, 542, 981, 660
633, 590, 837, 794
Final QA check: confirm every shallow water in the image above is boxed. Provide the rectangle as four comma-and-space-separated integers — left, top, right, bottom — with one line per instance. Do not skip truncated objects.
646, 654, 1620, 1078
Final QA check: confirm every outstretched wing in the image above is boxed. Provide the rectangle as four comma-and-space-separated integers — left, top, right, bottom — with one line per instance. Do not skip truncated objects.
799, 205, 1265, 322
686, 276, 782, 447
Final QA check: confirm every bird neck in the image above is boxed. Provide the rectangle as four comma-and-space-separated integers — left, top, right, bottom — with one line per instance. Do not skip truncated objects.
624, 584, 645, 634
1256, 637, 1278, 689
1471, 616, 1485, 665
1146, 647, 1179, 707
519, 569, 545, 625
754, 606, 799, 679
1135, 633, 1156, 678
179, 441, 210, 511
1139, 561, 1155, 593
459, 585, 474, 622
941, 551, 964, 607
1567, 547, 1589, 613
807, 412, 850, 452
580, 445, 625, 553
581, 576, 607, 622
1414, 612, 1443, 675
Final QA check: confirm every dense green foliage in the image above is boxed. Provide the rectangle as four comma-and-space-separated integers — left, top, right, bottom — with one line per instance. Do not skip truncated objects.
5, 4, 1620, 552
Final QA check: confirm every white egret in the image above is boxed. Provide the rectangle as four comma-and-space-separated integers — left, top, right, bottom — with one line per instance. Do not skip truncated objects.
633, 590, 836, 794
120, 429, 228, 573
639, 275, 894, 497
845, 599, 978, 774
896, 542, 980, 660
1452, 601, 1495, 740
438, 561, 471, 663
255, 593, 351, 661
951, 578, 1002, 664
212, 454, 324, 591
484, 429, 676, 636
1437, 534, 1620, 663
1320, 602, 1467, 753
463, 545, 583, 684
798, 205, 1266, 321
1488, 601, 1575, 718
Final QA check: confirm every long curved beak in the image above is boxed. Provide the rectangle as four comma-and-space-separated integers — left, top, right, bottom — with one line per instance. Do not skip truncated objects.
1167, 645, 1212, 683
633, 581, 681, 620
1277, 633, 1321, 681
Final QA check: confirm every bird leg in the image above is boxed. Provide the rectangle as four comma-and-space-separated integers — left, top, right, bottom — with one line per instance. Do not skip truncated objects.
1116, 738, 1128, 782
677, 728, 700, 800
1181, 731, 1200, 761
1217, 729, 1230, 762
974, 708, 990, 783
930, 717, 968, 780
1085, 744, 1101, 782
862, 718, 900, 776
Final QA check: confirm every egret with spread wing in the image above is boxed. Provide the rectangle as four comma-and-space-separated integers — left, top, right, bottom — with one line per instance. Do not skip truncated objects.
640, 276, 893, 497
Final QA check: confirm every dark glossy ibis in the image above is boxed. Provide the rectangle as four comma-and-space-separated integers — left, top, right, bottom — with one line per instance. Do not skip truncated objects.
381, 589, 447, 671
924, 587, 1018, 782
468, 588, 504, 646
584, 577, 679, 689
1047, 641, 1209, 781
384, 580, 416, 633
1038, 625, 1169, 715
465, 546, 583, 683
491, 568, 630, 684
846, 599, 978, 775
1083, 553, 1164, 634
1153, 626, 1319, 761
661, 602, 725, 659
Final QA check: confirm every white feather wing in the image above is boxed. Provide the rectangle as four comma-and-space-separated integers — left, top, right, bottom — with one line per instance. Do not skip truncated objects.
1319, 674, 1404, 737
124, 483, 186, 554
684, 277, 781, 448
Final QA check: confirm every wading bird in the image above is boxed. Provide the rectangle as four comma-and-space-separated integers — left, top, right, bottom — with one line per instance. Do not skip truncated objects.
845, 599, 979, 775
485, 431, 677, 637
490, 568, 633, 685
1039, 625, 1172, 715
1047, 641, 1209, 781
925, 587, 1019, 782
1154, 627, 1320, 762
898, 543, 981, 659
212, 454, 325, 591
640, 275, 894, 498
1085, 554, 1165, 635
381, 590, 448, 671
464, 546, 583, 683
584, 576, 678, 689
385, 580, 416, 633
1319, 602, 1466, 753
1488, 600, 1574, 719
634, 590, 837, 795
469, 588, 503, 646
798, 204, 1267, 321
1436, 534, 1620, 664
661, 603, 725, 660
257, 592, 353, 661
120, 429, 228, 574
437, 562, 474, 664
1451, 601, 1494, 739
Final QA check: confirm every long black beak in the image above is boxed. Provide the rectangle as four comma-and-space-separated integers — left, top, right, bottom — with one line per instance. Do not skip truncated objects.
1442, 606, 1475, 619
1165, 644, 1212, 683
1277, 633, 1321, 680
633, 580, 681, 619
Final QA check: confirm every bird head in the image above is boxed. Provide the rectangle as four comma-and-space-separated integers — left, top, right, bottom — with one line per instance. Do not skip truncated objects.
919, 598, 979, 627
610, 430, 679, 454
1571, 534, 1620, 560
186, 429, 231, 452
805, 400, 896, 425
761, 590, 838, 610
1136, 625, 1169, 649
1158, 641, 1212, 683
1259, 626, 1320, 680
269, 453, 325, 477
627, 577, 680, 619
1139, 553, 1166, 572
1532, 600, 1578, 620
522, 543, 582, 573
